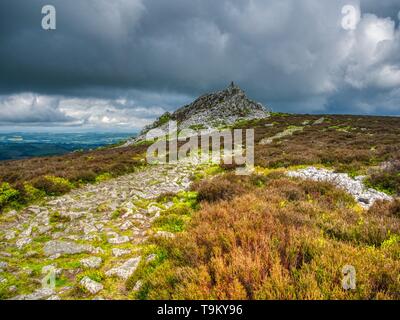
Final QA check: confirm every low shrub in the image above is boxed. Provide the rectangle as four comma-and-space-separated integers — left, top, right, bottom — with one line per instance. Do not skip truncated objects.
135, 175, 400, 300
366, 172, 400, 196
95, 173, 113, 183
192, 175, 246, 203
33, 176, 73, 196
0, 182, 19, 210
22, 183, 46, 203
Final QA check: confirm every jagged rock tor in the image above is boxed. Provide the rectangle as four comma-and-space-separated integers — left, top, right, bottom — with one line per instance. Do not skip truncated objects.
125, 83, 271, 145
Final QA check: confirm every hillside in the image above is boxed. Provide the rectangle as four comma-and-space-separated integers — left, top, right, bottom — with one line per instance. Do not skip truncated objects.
0, 112, 399, 300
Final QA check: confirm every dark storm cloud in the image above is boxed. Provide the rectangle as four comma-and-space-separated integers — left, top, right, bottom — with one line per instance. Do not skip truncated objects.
361, 0, 400, 21
0, 0, 399, 128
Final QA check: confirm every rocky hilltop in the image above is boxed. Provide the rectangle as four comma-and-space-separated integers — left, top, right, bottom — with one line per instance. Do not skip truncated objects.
126, 83, 270, 144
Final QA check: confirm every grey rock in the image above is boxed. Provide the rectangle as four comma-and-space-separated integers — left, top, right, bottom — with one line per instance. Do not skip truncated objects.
80, 257, 102, 269
133, 280, 143, 291
0, 251, 12, 257
37, 225, 52, 235
83, 224, 97, 234
21, 226, 33, 237
106, 256, 141, 280
82, 234, 101, 241
24, 251, 38, 258
16, 237, 32, 249
21, 268, 34, 276
4, 230, 16, 241
112, 248, 131, 257
148, 205, 161, 215
132, 214, 147, 220
10, 288, 55, 300
287, 167, 393, 209
108, 235, 130, 244
79, 276, 103, 295
27, 207, 41, 215
43, 240, 94, 257
8, 285, 17, 292
92, 247, 105, 254
120, 221, 133, 231
5, 210, 17, 217
146, 254, 157, 263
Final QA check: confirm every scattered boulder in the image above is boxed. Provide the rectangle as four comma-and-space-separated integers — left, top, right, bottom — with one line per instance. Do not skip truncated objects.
79, 276, 103, 295
4, 230, 16, 241
37, 225, 52, 235
92, 247, 105, 254
20, 226, 33, 237
106, 257, 141, 280
132, 214, 147, 220
16, 237, 32, 249
146, 254, 157, 263
112, 248, 131, 257
24, 251, 38, 258
108, 235, 130, 244
0, 252, 12, 257
8, 285, 17, 293
80, 257, 102, 269
43, 240, 94, 257
133, 280, 143, 291
148, 205, 161, 215
120, 221, 133, 231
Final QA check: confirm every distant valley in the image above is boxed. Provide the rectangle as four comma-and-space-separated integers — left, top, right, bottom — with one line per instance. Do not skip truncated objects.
0, 132, 135, 161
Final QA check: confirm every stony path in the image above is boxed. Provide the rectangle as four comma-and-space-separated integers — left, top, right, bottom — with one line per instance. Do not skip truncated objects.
0, 161, 202, 300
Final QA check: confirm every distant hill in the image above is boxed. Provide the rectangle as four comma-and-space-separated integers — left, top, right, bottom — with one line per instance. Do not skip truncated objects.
125, 83, 271, 145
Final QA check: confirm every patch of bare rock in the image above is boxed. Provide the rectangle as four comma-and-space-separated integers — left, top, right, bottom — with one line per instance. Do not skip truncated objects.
287, 167, 392, 208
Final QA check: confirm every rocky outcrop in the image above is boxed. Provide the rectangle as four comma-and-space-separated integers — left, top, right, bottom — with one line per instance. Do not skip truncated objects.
125, 82, 270, 144
287, 167, 392, 209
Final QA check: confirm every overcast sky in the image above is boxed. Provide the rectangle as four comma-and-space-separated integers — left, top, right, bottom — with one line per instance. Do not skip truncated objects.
0, 0, 399, 131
